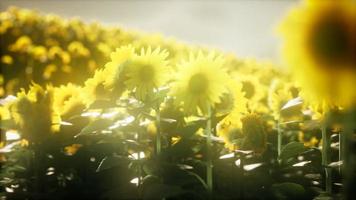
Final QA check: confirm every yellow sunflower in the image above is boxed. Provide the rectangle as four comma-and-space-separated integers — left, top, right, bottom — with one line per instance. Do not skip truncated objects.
10, 84, 60, 143
217, 80, 248, 150
240, 113, 267, 154
68, 41, 90, 57
298, 131, 319, 148
83, 69, 111, 106
124, 47, 170, 101
235, 75, 266, 112
103, 45, 136, 97
170, 52, 230, 115
278, 0, 356, 108
53, 83, 86, 118
9, 35, 32, 53
268, 79, 301, 121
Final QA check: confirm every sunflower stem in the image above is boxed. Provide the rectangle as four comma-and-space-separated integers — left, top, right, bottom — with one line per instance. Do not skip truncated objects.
206, 106, 213, 198
277, 120, 282, 163
339, 131, 343, 173
321, 119, 332, 194
134, 119, 143, 197
343, 109, 356, 199
156, 102, 161, 155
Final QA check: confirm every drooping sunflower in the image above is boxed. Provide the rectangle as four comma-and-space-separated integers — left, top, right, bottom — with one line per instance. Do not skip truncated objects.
278, 0, 356, 108
124, 47, 170, 101
170, 52, 230, 115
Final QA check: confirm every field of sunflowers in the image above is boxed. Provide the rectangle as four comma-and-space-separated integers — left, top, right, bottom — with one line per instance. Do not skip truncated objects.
0, 1, 355, 200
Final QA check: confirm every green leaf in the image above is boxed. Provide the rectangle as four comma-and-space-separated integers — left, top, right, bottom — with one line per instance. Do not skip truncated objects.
75, 118, 113, 137
165, 139, 195, 158
279, 142, 306, 162
143, 161, 159, 176
302, 120, 321, 131
281, 97, 303, 111
271, 182, 305, 200
186, 171, 208, 189
175, 121, 205, 138
96, 155, 128, 172
0, 119, 16, 130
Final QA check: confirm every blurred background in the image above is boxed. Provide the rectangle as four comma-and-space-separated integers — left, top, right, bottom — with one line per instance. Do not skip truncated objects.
0, 0, 298, 61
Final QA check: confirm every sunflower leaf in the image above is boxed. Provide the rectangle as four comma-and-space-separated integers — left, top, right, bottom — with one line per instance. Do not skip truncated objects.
75, 118, 113, 137
0, 119, 16, 130
279, 142, 306, 162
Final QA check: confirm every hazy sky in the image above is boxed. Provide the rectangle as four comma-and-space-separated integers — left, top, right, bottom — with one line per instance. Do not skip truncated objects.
0, 0, 299, 61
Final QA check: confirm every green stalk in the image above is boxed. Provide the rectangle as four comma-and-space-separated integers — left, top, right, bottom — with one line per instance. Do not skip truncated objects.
137, 133, 142, 187
33, 143, 44, 196
277, 120, 282, 161
156, 102, 161, 155
135, 119, 142, 193
321, 120, 332, 194
206, 106, 213, 197
339, 132, 343, 173
343, 109, 356, 200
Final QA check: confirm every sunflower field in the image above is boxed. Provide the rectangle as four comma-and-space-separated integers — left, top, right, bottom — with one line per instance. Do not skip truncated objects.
0, 1, 355, 200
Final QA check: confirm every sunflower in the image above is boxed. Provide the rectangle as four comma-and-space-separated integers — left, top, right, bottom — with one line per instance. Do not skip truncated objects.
170, 52, 230, 115
278, 0, 356, 108
268, 79, 301, 121
298, 131, 319, 148
68, 41, 90, 57
217, 80, 248, 150
30, 45, 47, 62
53, 83, 85, 118
9, 35, 32, 53
83, 69, 111, 106
235, 75, 266, 112
10, 84, 60, 143
103, 45, 136, 97
240, 113, 267, 154
124, 47, 170, 101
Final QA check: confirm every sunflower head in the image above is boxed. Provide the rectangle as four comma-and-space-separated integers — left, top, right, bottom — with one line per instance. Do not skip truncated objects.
305, 0, 355, 69
236, 75, 266, 112
170, 52, 230, 115
216, 80, 247, 151
103, 45, 136, 96
83, 69, 111, 106
124, 47, 170, 101
10, 84, 60, 143
9, 36, 32, 52
298, 131, 319, 148
240, 113, 267, 154
53, 83, 85, 119
268, 79, 300, 121
216, 120, 242, 151
278, 0, 356, 108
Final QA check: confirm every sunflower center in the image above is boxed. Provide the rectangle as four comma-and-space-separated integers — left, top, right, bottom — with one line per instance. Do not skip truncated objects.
188, 73, 208, 94
138, 64, 155, 83
242, 81, 255, 99
62, 94, 72, 103
309, 15, 351, 67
